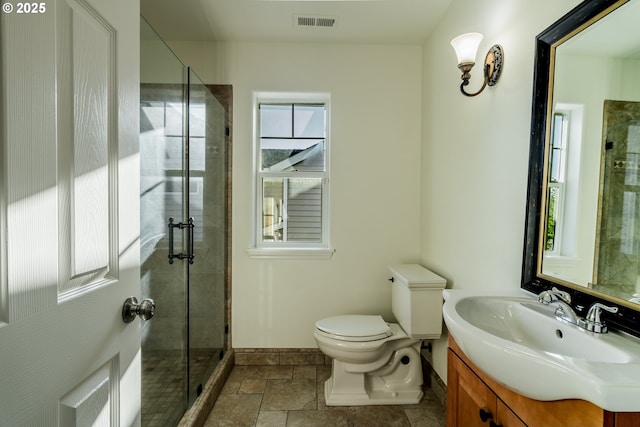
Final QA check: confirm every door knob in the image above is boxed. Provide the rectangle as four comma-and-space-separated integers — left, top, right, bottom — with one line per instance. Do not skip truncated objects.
122, 297, 156, 323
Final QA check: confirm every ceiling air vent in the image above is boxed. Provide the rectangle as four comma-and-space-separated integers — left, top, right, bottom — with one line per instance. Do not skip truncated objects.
294, 14, 338, 29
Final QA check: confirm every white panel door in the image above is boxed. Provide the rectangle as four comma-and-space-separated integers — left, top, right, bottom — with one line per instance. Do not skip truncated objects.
0, 0, 141, 425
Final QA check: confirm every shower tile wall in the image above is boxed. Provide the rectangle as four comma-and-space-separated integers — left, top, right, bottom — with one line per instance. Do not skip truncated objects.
596, 100, 640, 296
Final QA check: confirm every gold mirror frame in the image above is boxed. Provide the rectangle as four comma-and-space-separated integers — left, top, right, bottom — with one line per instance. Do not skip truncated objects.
522, 0, 640, 336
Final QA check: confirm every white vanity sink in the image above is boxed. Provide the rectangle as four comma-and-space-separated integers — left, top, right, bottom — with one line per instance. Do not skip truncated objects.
443, 289, 640, 412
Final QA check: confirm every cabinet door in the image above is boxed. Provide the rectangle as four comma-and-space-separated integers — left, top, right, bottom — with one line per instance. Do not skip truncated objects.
448, 349, 498, 427
497, 400, 527, 427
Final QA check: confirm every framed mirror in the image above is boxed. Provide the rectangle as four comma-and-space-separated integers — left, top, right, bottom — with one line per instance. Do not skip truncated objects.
522, 0, 640, 336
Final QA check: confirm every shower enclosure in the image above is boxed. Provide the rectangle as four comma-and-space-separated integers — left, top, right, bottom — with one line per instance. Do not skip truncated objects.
139, 18, 229, 426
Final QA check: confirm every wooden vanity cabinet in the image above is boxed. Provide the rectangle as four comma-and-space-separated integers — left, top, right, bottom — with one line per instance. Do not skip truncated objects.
447, 337, 640, 427
447, 341, 524, 427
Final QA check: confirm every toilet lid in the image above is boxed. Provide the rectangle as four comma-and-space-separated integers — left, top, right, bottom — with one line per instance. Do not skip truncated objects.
315, 315, 391, 340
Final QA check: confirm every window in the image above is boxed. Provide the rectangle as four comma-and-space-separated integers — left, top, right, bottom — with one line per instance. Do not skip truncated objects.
250, 93, 333, 259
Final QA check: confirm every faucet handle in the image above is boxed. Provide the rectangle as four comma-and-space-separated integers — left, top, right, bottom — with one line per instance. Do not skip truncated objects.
538, 287, 571, 304
585, 303, 618, 321
580, 303, 619, 333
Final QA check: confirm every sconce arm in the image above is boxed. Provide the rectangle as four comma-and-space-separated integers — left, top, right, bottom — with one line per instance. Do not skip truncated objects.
460, 63, 490, 97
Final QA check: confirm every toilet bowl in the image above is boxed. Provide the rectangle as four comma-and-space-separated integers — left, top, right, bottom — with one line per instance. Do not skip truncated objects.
314, 315, 424, 405
314, 264, 446, 406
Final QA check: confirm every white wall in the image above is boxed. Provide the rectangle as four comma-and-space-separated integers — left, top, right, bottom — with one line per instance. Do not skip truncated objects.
165, 0, 596, 381
166, 40, 219, 83
212, 42, 424, 348
420, 0, 582, 381
140, 38, 184, 84
621, 59, 640, 101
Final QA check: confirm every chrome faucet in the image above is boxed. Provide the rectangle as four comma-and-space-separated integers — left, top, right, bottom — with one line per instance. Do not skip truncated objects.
538, 288, 578, 325
578, 303, 619, 333
537, 287, 571, 305
537, 288, 619, 333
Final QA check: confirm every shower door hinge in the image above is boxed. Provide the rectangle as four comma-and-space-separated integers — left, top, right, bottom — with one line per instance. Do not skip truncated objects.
168, 217, 195, 264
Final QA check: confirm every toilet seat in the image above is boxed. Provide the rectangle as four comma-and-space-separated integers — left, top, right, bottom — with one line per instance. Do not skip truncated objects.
315, 315, 392, 342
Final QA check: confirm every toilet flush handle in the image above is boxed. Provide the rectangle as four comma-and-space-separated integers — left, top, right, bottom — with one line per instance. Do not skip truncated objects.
388, 277, 395, 283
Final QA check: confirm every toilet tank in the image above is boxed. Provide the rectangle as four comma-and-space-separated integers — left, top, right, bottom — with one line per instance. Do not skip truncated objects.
389, 264, 446, 339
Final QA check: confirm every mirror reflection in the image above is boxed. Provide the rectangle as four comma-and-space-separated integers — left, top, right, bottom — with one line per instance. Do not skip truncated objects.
540, 0, 640, 304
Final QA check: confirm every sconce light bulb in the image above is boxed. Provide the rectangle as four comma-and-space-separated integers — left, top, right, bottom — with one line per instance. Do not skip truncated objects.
451, 32, 483, 65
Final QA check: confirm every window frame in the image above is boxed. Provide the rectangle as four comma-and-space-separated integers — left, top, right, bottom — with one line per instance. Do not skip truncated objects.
249, 92, 334, 259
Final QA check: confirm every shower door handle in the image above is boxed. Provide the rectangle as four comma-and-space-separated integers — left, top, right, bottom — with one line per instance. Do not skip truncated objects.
187, 217, 195, 264
168, 217, 195, 264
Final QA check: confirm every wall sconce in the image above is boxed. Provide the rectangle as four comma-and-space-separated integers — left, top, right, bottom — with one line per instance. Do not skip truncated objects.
450, 33, 503, 97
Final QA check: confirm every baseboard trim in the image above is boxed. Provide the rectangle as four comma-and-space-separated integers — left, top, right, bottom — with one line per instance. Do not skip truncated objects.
234, 348, 330, 366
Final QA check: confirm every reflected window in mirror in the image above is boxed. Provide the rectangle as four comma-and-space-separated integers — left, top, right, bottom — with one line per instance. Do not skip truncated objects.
546, 112, 568, 254
544, 106, 584, 268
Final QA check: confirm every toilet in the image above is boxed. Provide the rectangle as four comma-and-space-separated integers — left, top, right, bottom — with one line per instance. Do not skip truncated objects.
314, 264, 446, 406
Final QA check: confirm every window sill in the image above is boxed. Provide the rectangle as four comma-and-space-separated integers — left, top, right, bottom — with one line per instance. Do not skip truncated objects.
247, 247, 335, 260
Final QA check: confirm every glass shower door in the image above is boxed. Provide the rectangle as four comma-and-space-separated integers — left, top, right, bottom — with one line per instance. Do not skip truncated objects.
140, 17, 189, 426
186, 69, 228, 404
140, 17, 229, 424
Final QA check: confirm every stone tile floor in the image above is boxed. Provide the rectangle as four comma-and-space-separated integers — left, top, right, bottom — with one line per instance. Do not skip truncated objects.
204, 364, 446, 426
